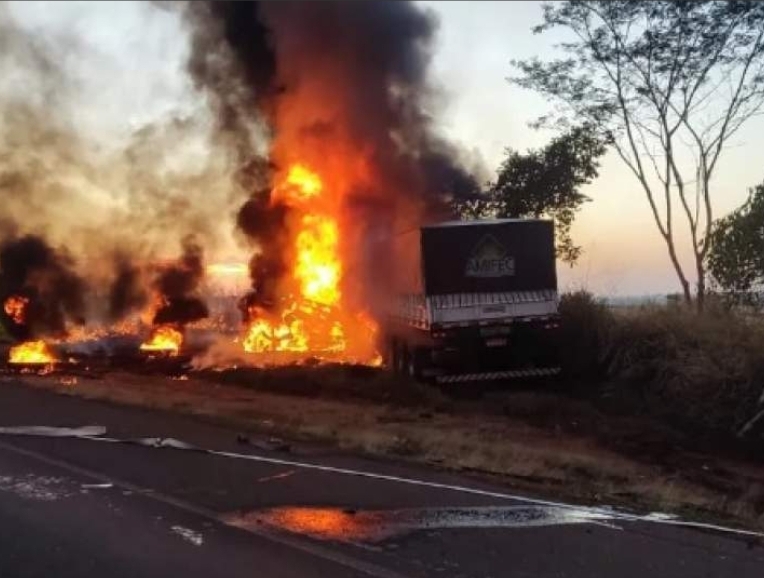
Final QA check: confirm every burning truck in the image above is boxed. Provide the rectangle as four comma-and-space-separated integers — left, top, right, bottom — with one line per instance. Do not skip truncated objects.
377, 219, 561, 383
0, 177, 560, 384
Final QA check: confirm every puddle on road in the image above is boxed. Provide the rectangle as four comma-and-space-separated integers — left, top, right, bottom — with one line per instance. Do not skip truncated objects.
223, 505, 619, 543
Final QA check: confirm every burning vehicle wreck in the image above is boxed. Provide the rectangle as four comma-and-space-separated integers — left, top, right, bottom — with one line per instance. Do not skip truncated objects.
0, 0, 558, 382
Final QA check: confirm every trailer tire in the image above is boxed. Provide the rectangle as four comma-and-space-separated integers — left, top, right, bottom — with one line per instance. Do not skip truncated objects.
407, 346, 429, 382
393, 340, 408, 375
383, 336, 395, 371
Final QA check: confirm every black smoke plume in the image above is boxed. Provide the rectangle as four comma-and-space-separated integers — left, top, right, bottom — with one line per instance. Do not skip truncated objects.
0, 234, 86, 340
256, 1, 480, 201
236, 191, 290, 310
108, 254, 147, 322
184, 1, 276, 161
184, 1, 482, 313
151, 236, 209, 326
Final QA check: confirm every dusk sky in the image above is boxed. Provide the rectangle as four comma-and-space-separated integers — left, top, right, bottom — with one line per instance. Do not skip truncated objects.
6, 0, 764, 297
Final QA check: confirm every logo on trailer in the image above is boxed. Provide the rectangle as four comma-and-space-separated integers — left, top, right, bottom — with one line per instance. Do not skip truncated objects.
465, 234, 515, 278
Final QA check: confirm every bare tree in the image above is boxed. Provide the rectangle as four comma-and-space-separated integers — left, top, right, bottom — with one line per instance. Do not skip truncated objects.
513, 1, 764, 308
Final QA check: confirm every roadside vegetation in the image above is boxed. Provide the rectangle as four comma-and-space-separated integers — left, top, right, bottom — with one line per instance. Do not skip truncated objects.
559, 291, 764, 441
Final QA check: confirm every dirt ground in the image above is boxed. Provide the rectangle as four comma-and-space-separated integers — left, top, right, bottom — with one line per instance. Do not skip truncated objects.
8, 363, 764, 532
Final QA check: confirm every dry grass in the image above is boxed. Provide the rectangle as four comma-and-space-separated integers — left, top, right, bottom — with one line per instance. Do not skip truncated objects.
195, 364, 442, 407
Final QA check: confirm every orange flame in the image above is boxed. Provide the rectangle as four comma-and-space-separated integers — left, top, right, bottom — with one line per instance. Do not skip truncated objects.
274, 164, 323, 203
8, 340, 57, 364
295, 215, 341, 306
243, 163, 378, 363
139, 325, 183, 356
4, 295, 29, 325
243, 301, 345, 354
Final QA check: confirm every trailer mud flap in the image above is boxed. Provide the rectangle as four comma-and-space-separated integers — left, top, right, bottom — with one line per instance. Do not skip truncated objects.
435, 367, 561, 383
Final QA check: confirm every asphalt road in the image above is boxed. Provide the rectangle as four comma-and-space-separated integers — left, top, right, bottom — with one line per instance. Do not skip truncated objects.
0, 379, 761, 578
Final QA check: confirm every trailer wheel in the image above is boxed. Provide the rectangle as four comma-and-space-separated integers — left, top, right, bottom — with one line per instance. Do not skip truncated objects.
383, 336, 395, 371
393, 340, 409, 375
407, 346, 429, 382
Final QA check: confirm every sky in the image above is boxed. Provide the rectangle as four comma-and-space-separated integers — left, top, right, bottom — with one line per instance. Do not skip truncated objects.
5, 0, 764, 297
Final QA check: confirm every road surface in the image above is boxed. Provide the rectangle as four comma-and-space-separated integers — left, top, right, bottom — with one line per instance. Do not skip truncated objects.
0, 378, 761, 578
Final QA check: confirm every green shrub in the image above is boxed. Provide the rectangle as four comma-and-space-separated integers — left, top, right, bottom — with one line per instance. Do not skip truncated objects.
605, 306, 764, 435
557, 291, 764, 436
558, 290, 614, 380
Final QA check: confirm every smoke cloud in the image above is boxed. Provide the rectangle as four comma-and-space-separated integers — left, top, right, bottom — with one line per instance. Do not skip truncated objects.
183, 1, 482, 313
108, 254, 147, 322
0, 4, 245, 327
151, 236, 209, 326
0, 233, 86, 339
185, 1, 276, 161
0, 1, 484, 343
258, 1, 479, 202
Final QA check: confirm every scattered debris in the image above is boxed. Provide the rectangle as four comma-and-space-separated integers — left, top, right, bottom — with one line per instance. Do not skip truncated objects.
131, 437, 198, 450
171, 525, 204, 546
19, 366, 55, 376
0, 474, 73, 501
258, 437, 291, 453
236, 434, 291, 453
256, 470, 296, 483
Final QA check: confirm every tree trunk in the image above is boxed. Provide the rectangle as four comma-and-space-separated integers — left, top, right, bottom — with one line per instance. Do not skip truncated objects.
695, 253, 706, 312
665, 235, 692, 303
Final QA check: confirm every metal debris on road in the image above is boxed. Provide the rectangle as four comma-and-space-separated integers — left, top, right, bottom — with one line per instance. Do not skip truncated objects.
0, 425, 106, 437
171, 525, 204, 546
129, 437, 199, 450
256, 469, 297, 483
0, 474, 74, 501
81, 482, 113, 489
